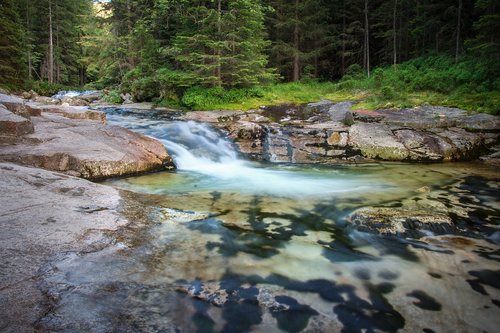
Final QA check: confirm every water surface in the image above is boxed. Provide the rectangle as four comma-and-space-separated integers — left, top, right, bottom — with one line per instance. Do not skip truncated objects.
38, 107, 500, 333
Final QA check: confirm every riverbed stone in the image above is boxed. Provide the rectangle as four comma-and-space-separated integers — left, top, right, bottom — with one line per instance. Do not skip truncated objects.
0, 162, 128, 333
348, 207, 456, 237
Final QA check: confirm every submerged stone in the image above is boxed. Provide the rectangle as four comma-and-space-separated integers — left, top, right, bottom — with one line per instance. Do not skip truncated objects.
347, 207, 456, 237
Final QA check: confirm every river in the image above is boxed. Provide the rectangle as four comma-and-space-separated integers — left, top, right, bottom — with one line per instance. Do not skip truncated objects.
38, 106, 500, 332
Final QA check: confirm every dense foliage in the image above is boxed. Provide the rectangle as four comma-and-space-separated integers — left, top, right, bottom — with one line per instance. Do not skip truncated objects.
0, 0, 498, 112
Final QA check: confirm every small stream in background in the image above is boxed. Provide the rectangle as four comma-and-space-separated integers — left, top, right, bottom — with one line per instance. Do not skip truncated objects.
38, 107, 500, 333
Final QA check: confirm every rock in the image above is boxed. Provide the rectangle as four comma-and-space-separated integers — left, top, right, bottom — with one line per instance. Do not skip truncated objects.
0, 113, 174, 179
227, 120, 266, 140
480, 145, 500, 165
430, 127, 486, 160
0, 162, 129, 333
343, 111, 355, 126
416, 186, 431, 194
325, 101, 357, 125
78, 91, 103, 103
0, 104, 34, 136
349, 123, 410, 160
394, 129, 449, 161
21, 90, 39, 100
378, 106, 466, 129
33, 96, 61, 105
61, 96, 89, 106
352, 109, 385, 122
160, 208, 211, 223
121, 93, 133, 104
347, 207, 456, 237
27, 103, 106, 123
306, 100, 334, 114
182, 110, 241, 123
0, 93, 41, 117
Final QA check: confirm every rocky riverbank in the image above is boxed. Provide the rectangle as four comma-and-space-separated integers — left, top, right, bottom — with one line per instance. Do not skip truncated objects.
0, 92, 177, 332
180, 101, 499, 164
0, 93, 174, 179
0, 92, 498, 332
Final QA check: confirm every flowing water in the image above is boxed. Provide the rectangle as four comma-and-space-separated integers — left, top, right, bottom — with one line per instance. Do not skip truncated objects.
38, 107, 500, 332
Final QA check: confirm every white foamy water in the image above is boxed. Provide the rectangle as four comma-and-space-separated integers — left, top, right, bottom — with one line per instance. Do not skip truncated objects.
104, 110, 383, 197
52, 90, 99, 99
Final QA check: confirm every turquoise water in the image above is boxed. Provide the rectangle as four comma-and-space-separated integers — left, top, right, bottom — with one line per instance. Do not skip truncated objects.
38, 107, 500, 332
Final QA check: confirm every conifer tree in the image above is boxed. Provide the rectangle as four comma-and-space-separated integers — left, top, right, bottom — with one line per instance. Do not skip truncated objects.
171, 0, 273, 88
0, 0, 27, 85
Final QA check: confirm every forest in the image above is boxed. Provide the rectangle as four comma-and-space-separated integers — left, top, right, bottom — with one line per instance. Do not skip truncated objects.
0, 0, 498, 113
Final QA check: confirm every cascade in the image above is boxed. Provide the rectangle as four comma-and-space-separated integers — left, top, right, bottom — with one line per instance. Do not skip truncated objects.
103, 108, 375, 197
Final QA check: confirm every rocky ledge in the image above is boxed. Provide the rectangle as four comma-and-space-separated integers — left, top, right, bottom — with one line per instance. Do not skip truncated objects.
0, 93, 174, 179
0, 162, 129, 332
182, 101, 499, 164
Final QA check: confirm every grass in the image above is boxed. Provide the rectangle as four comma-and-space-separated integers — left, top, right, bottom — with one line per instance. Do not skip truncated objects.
355, 90, 500, 114
175, 81, 368, 111
168, 80, 499, 114
169, 55, 499, 114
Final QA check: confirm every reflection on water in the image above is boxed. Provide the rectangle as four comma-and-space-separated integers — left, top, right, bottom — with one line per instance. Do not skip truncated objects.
37, 108, 500, 332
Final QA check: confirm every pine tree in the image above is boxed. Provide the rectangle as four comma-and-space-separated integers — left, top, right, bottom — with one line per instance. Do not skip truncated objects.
466, 0, 499, 58
170, 0, 273, 88
0, 0, 27, 86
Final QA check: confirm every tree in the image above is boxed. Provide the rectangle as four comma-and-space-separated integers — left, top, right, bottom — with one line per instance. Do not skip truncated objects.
0, 0, 27, 86
170, 0, 273, 88
466, 0, 499, 58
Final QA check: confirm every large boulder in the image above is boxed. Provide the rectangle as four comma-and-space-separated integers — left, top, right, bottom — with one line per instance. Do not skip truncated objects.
0, 113, 174, 179
349, 123, 410, 160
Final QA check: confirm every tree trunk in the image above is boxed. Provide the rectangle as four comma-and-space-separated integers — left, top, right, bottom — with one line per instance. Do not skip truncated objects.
292, 0, 300, 81
26, 2, 32, 80
341, 0, 346, 75
55, 0, 60, 84
48, 0, 54, 84
126, 0, 135, 68
393, 0, 398, 66
455, 0, 462, 62
364, 0, 370, 77
216, 0, 222, 85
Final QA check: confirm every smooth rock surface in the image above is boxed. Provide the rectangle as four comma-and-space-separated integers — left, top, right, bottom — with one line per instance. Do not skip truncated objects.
0, 113, 173, 179
0, 163, 129, 333
349, 123, 410, 160
26, 103, 106, 123
0, 104, 34, 136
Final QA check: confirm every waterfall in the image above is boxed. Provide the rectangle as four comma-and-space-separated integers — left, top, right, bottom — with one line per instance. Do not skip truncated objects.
103, 108, 378, 196
52, 90, 100, 99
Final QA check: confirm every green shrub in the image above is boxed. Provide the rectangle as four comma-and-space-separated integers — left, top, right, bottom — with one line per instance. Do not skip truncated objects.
181, 86, 267, 110
102, 90, 123, 104
129, 76, 158, 102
